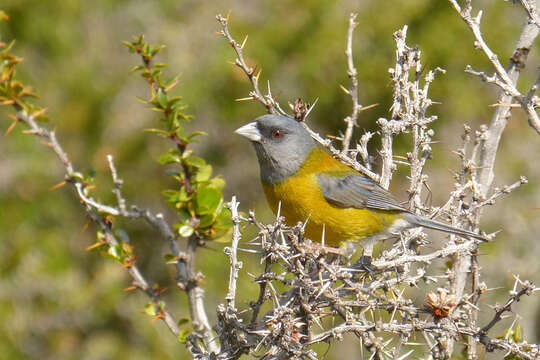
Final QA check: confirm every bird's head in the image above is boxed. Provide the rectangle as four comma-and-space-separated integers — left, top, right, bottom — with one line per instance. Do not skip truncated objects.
235, 114, 316, 184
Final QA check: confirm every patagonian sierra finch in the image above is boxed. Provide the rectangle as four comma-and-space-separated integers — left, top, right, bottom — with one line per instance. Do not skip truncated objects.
235, 114, 486, 259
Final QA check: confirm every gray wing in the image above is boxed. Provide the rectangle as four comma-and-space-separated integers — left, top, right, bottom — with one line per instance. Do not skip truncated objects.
317, 174, 407, 211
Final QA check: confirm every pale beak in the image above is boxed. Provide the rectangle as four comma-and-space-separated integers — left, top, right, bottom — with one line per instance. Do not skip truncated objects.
234, 122, 262, 142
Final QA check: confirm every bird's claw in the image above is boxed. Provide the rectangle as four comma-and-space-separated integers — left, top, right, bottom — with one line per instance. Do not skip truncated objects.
351, 255, 377, 272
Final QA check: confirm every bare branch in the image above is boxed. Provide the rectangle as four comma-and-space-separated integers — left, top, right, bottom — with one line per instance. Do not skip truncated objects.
342, 13, 361, 153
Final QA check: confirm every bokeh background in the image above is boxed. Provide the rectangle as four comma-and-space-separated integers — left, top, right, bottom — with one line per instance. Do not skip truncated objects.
1, 0, 539, 359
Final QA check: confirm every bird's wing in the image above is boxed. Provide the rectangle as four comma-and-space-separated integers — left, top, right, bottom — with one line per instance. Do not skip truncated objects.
317, 173, 408, 211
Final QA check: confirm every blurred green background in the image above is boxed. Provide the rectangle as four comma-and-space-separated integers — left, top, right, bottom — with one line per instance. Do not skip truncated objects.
1, 0, 540, 358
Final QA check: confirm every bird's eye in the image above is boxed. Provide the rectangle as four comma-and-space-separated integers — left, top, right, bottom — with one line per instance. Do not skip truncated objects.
272, 129, 284, 139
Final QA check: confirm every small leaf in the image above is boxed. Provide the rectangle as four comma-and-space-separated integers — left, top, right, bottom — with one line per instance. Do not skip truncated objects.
178, 318, 189, 326
514, 324, 523, 343
185, 156, 206, 168
144, 128, 170, 137
164, 253, 177, 264
143, 302, 157, 317
209, 177, 226, 191
158, 149, 181, 164
198, 214, 215, 228
215, 207, 233, 229
195, 186, 221, 215
188, 131, 208, 140
157, 88, 168, 108
178, 224, 194, 237
107, 244, 123, 261
195, 164, 212, 182
177, 328, 191, 343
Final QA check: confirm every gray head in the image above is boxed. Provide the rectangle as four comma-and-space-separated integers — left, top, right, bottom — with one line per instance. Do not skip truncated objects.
235, 114, 316, 184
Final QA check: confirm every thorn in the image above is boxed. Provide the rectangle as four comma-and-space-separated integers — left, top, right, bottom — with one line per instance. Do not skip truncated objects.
225, 9, 231, 22
235, 96, 254, 102
4, 119, 18, 136
151, 313, 164, 323
359, 103, 379, 111
33, 107, 48, 117
241, 35, 248, 49
304, 98, 319, 119
86, 241, 106, 251
80, 221, 90, 234
339, 84, 350, 95
21, 129, 38, 135
254, 69, 262, 82
49, 180, 67, 191
488, 102, 520, 108
124, 285, 137, 292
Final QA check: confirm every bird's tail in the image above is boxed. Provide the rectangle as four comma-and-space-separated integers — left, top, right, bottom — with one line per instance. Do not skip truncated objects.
403, 212, 488, 241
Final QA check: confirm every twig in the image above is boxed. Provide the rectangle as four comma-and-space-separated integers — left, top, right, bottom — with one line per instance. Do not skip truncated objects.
225, 196, 242, 309
14, 111, 182, 337
342, 13, 361, 154
216, 13, 275, 114
107, 154, 128, 215
448, 0, 540, 195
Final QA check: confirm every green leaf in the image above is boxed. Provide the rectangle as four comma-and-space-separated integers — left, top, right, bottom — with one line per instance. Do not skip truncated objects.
164, 253, 177, 264
158, 149, 181, 164
130, 65, 145, 73
178, 224, 194, 238
215, 207, 233, 229
143, 302, 156, 317
178, 318, 190, 326
209, 177, 226, 191
195, 164, 212, 182
195, 186, 221, 215
514, 324, 523, 343
99, 245, 121, 263
144, 128, 170, 137
177, 328, 191, 343
157, 88, 168, 108
198, 214, 215, 229
188, 131, 208, 140
185, 156, 206, 168
108, 244, 122, 260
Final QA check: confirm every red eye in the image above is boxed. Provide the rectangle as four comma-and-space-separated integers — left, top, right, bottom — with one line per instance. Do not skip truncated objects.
272, 129, 283, 139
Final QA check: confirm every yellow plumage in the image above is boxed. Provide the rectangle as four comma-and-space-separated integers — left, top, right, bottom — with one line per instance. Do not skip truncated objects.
262, 148, 401, 247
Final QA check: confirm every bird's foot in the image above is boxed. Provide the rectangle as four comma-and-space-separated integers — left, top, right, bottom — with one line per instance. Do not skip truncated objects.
351, 255, 377, 273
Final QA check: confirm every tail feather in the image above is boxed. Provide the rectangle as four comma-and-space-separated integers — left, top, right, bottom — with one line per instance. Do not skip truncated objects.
403, 212, 487, 241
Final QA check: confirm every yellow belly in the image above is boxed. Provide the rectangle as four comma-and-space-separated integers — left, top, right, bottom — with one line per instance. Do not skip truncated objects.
262, 172, 400, 247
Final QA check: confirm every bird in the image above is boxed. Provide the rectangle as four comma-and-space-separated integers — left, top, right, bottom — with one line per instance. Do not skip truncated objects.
235, 114, 486, 262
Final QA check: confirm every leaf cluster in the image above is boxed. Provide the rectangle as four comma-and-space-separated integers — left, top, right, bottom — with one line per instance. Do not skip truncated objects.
124, 35, 232, 241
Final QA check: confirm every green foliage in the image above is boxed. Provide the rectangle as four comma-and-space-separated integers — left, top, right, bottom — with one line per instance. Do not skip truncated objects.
124, 34, 232, 241
0, 39, 48, 123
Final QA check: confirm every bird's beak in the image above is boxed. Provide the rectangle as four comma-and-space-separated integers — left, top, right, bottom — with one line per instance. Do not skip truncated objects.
234, 122, 262, 142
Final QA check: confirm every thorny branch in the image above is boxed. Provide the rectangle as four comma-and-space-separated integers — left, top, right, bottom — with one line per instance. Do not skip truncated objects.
216, 12, 380, 183
448, 0, 540, 196
13, 111, 183, 335
341, 13, 361, 154
11, 111, 219, 354
215, 6, 539, 359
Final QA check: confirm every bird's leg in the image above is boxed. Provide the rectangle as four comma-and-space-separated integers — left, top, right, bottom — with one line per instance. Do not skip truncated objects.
352, 238, 377, 272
